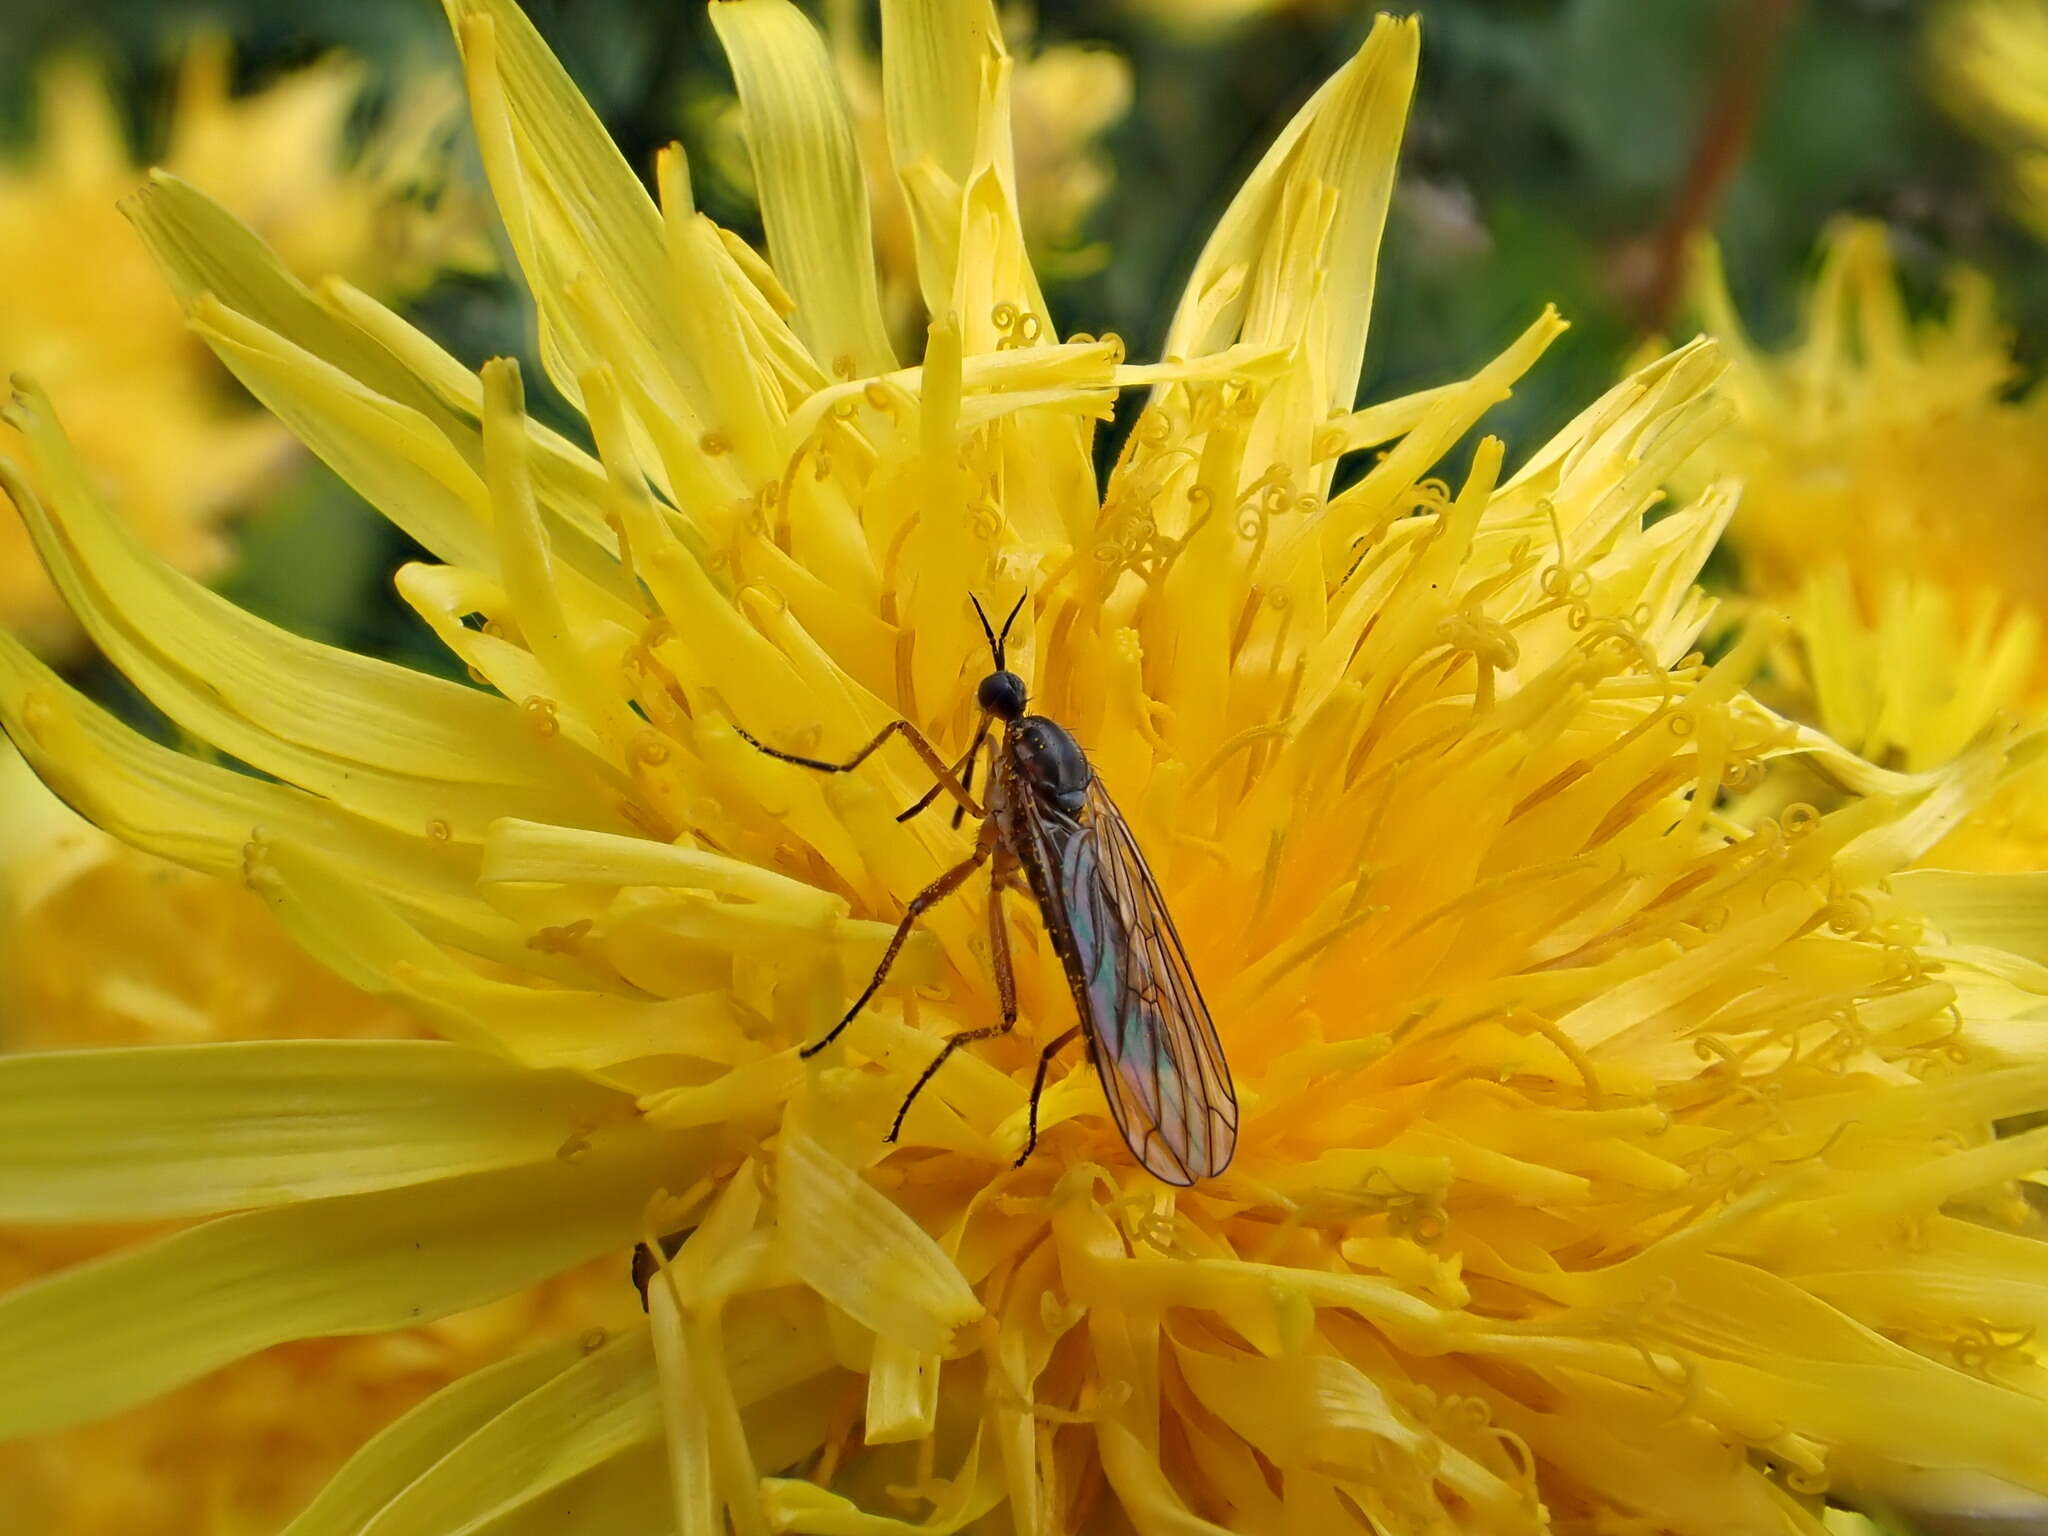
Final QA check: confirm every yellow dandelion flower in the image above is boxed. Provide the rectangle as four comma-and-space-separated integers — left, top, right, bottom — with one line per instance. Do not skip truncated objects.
1931, 0, 2048, 240
4, 4, 2048, 1533
1681, 220, 2048, 868
0, 39, 489, 655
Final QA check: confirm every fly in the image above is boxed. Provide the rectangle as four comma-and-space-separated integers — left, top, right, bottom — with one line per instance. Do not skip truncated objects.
733, 595, 1238, 1185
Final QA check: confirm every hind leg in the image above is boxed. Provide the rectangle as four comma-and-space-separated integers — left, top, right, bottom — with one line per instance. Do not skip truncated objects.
1014, 1025, 1085, 1166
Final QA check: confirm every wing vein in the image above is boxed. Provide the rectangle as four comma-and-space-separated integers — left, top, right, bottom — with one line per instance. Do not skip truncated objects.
1021, 776, 1238, 1184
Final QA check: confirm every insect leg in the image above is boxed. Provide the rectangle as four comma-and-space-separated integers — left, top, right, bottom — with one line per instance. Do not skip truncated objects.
887, 852, 1022, 1143
895, 713, 991, 823
800, 821, 996, 1059
987, 852, 1018, 1025
734, 716, 985, 819
948, 732, 997, 831
1015, 1025, 1085, 1167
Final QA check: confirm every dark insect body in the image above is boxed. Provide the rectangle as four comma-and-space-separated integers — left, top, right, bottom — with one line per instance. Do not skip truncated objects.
632, 1227, 691, 1310
733, 595, 1238, 1186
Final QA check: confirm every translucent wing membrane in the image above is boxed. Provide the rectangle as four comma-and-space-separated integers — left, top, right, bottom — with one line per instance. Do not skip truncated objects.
1032, 779, 1238, 1185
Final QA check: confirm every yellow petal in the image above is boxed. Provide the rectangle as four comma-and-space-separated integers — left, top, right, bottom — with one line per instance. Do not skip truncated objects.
122, 170, 441, 418
282, 1339, 591, 1536
652, 151, 790, 489
645, 1284, 718, 1536
126, 168, 641, 601
191, 291, 647, 648
758, 1428, 999, 1532
1317, 381, 1467, 456
1315, 305, 1567, 562
1837, 741, 2005, 885
36, 57, 130, 181
679, 1306, 774, 1536
642, 1208, 841, 1536
0, 635, 521, 945
242, 837, 759, 1071
1095, 1420, 1238, 1536
317, 277, 639, 601
479, 357, 648, 763
0, 1040, 638, 1220
1628, 1256, 2048, 1491
709, 0, 897, 378
877, 0, 1006, 315
1175, 1339, 1523, 1519
437, 1444, 672, 1536
776, 1119, 982, 1354
641, 1172, 780, 1536
0, 1129, 676, 1439
1160, 14, 1419, 413
186, 298, 497, 570
1801, 1214, 2048, 1338
354, 1328, 659, 1536
863, 1335, 940, 1445
483, 817, 846, 920
1891, 869, 2048, 964
2, 381, 608, 844
1485, 1371, 1796, 1534
443, 0, 709, 450
945, 125, 1054, 353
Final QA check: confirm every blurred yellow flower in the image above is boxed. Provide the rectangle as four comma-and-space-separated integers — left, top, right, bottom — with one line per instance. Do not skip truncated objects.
1682, 221, 2048, 868
2, 5, 2047, 1535
0, 746, 413, 1052
1002, 34, 1131, 272
1931, 0, 2048, 240
0, 39, 489, 655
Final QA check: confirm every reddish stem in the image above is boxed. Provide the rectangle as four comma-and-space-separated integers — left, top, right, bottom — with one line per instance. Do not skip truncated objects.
1627, 0, 1800, 330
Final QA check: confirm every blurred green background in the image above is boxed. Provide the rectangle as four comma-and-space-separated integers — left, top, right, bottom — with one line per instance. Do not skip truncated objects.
0, 0, 2035, 713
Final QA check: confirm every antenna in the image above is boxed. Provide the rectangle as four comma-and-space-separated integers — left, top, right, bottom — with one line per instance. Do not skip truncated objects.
970, 592, 1028, 668
970, 594, 1000, 667
997, 592, 1027, 663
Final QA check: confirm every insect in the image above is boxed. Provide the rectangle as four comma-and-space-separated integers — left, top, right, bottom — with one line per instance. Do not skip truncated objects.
732, 594, 1238, 1185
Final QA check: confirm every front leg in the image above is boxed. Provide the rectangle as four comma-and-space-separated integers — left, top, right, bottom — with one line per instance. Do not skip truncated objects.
948, 731, 999, 831
733, 715, 985, 820
896, 714, 991, 824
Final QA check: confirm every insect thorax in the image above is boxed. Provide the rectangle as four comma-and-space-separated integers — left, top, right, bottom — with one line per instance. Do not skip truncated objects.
1006, 714, 1090, 816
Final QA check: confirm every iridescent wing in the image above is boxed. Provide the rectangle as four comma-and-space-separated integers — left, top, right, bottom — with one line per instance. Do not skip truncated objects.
1018, 775, 1238, 1185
